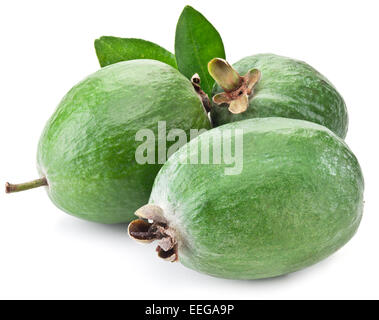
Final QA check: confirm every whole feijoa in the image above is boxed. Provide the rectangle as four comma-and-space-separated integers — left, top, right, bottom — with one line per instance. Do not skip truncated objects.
208, 54, 348, 138
6, 60, 210, 223
129, 117, 364, 279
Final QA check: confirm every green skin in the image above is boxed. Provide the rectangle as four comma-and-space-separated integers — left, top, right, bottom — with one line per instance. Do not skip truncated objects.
210, 54, 348, 138
37, 59, 210, 224
149, 118, 364, 279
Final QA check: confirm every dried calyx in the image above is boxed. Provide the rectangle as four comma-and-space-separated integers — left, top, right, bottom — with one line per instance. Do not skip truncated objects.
128, 204, 178, 262
208, 58, 261, 114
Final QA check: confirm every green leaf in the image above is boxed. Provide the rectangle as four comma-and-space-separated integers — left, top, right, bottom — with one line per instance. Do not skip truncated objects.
175, 6, 226, 96
94, 36, 177, 68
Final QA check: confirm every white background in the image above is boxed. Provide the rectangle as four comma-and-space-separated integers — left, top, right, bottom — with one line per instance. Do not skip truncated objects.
0, 0, 378, 299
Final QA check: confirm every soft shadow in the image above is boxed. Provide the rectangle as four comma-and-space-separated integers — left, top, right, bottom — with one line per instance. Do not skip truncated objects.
53, 215, 131, 242
53, 215, 341, 287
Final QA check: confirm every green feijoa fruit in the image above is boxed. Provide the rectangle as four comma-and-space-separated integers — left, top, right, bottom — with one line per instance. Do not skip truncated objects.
208, 54, 348, 138
128, 117, 364, 279
6, 59, 211, 224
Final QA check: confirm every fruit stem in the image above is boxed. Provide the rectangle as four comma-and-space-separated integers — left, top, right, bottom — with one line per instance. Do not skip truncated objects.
5, 177, 48, 193
191, 73, 212, 114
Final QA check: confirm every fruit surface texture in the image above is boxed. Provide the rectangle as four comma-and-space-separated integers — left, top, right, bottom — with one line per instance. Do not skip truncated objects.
37, 59, 210, 223
211, 54, 348, 138
146, 118, 363, 279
